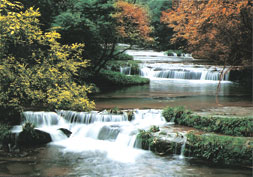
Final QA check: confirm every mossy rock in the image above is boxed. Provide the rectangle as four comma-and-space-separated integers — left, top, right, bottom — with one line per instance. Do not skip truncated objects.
150, 138, 182, 155
162, 106, 253, 137
185, 133, 253, 166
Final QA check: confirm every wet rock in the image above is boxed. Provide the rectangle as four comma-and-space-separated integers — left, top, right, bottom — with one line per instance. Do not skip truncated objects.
17, 129, 52, 147
150, 138, 182, 155
127, 111, 134, 121
58, 128, 72, 137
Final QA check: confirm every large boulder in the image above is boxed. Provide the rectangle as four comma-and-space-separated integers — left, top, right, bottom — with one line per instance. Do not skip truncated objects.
17, 129, 52, 147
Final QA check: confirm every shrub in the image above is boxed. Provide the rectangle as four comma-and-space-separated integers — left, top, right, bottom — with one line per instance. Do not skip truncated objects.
149, 125, 160, 132
0, 124, 11, 144
114, 53, 133, 61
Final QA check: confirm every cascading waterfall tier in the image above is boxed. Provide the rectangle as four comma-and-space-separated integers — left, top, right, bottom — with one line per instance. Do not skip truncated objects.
57, 110, 128, 124
16, 109, 189, 162
120, 66, 131, 75
139, 64, 230, 81
22, 111, 61, 127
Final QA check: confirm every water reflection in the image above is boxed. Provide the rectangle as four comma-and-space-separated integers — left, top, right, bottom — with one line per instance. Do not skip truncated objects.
94, 78, 252, 110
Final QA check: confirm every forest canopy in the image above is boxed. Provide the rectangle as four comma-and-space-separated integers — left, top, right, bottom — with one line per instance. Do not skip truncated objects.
161, 0, 252, 66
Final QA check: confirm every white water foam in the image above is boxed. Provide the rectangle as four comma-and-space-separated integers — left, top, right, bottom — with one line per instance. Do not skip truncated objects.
139, 63, 230, 81
19, 110, 167, 163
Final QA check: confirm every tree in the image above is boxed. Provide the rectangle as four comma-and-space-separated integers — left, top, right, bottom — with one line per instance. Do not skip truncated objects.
52, 0, 152, 74
112, 0, 153, 43
0, 0, 95, 123
161, 0, 252, 66
145, 0, 176, 50
16, 0, 77, 32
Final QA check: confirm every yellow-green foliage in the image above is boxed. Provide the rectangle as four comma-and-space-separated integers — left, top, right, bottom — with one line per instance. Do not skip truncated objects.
0, 0, 95, 114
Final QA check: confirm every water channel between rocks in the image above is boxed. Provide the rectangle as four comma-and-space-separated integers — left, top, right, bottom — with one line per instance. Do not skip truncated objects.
1, 49, 252, 176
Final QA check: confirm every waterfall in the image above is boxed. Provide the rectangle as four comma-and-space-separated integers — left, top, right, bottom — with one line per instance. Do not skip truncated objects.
57, 110, 128, 124
120, 66, 131, 75
18, 110, 165, 145
139, 65, 230, 81
179, 133, 187, 159
22, 111, 62, 127
15, 109, 193, 163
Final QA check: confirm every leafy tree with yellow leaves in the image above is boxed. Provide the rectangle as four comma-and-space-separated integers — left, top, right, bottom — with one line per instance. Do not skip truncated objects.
0, 0, 95, 124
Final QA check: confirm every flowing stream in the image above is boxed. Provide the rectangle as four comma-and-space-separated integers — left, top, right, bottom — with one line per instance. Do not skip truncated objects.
94, 49, 252, 110
2, 49, 252, 176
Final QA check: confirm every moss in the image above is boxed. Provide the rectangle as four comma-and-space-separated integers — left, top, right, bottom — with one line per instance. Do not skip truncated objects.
136, 129, 184, 155
96, 70, 149, 87
186, 133, 253, 166
162, 107, 253, 137
106, 60, 141, 75
162, 106, 192, 122
149, 125, 160, 132
136, 129, 154, 150
137, 128, 253, 166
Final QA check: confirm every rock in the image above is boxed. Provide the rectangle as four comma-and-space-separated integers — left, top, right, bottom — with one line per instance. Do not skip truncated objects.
17, 129, 52, 147
58, 128, 72, 137
150, 138, 182, 155
127, 111, 134, 121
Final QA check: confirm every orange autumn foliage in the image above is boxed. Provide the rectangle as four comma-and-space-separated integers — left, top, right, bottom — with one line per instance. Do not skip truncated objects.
113, 1, 153, 42
161, 0, 252, 66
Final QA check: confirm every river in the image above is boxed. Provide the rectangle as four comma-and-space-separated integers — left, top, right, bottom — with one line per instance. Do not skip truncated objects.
94, 49, 252, 111
1, 49, 252, 176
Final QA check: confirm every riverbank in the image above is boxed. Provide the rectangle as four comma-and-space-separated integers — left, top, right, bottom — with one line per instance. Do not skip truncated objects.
136, 106, 253, 167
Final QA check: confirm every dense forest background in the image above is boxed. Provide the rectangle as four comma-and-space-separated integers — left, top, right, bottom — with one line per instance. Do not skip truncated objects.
0, 0, 252, 124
